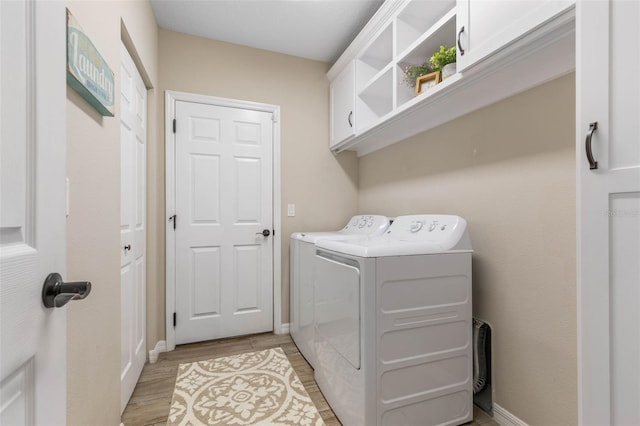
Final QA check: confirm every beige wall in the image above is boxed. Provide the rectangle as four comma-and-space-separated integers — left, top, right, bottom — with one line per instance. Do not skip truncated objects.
358, 74, 577, 425
65, 1, 158, 424
155, 29, 359, 337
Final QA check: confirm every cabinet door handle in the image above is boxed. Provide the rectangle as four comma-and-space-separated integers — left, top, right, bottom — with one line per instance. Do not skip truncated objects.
348, 111, 353, 128
457, 26, 465, 56
585, 121, 598, 170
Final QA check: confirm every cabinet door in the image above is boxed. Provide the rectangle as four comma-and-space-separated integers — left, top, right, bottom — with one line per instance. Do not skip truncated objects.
456, 0, 573, 71
577, 1, 640, 424
330, 61, 355, 148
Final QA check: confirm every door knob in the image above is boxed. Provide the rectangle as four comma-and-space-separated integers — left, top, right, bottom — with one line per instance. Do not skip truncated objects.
42, 273, 92, 308
256, 229, 271, 237
124, 244, 131, 252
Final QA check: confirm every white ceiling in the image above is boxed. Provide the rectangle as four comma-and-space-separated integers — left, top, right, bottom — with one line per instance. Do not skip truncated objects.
150, 0, 384, 64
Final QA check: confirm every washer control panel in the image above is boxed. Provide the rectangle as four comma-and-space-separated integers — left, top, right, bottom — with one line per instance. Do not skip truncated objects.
342, 215, 390, 235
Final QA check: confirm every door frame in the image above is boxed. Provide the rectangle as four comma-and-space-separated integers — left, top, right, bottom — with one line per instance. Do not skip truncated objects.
164, 90, 282, 351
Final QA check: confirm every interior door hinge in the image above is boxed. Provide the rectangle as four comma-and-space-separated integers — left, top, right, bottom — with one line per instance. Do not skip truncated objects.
173, 118, 176, 133
173, 312, 177, 327
169, 214, 176, 230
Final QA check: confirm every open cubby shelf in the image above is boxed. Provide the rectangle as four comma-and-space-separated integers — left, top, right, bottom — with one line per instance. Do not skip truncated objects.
354, 1, 458, 132
396, 0, 456, 54
357, 24, 393, 87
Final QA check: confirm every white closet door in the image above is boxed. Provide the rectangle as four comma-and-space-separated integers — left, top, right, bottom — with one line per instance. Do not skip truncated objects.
120, 42, 147, 413
577, 1, 640, 424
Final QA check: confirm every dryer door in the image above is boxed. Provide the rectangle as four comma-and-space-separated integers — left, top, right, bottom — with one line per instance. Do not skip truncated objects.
315, 251, 361, 369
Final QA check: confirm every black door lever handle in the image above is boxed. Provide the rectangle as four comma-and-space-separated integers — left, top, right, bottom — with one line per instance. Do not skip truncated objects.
42, 273, 92, 308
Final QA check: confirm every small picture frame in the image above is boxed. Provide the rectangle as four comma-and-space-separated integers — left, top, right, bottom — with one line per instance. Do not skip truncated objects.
415, 71, 441, 95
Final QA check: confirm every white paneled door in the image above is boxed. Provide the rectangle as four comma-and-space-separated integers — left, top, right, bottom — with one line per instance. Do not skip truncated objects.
577, 0, 640, 424
174, 100, 274, 345
0, 0, 67, 424
120, 43, 147, 412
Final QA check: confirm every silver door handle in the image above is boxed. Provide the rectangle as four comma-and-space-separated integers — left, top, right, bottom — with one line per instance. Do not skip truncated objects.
256, 229, 271, 237
42, 273, 91, 308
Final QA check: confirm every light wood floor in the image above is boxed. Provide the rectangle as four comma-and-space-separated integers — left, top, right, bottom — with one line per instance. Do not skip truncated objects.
121, 333, 498, 426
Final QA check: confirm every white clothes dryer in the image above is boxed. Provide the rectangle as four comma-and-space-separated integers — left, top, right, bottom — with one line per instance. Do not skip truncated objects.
290, 215, 390, 369
313, 215, 473, 426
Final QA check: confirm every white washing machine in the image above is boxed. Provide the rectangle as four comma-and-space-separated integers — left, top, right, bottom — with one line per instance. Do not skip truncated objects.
313, 214, 473, 426
290, 215, 390, 369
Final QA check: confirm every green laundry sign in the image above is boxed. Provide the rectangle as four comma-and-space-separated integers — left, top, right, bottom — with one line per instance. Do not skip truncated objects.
66, 9, 114, 117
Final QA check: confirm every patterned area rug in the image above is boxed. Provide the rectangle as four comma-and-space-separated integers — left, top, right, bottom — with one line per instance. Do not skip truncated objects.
167, 347, 325, 426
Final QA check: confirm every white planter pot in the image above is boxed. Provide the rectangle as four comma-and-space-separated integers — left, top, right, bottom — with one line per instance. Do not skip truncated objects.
442, 62, 457, 80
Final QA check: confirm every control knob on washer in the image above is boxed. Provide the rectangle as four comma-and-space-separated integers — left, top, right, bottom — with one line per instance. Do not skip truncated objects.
410, 220, 424, 233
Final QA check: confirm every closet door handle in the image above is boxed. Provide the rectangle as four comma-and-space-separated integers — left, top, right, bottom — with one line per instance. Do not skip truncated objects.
457, 26, 465, 56
585, 121, 598, 170
348, 111, 353, 128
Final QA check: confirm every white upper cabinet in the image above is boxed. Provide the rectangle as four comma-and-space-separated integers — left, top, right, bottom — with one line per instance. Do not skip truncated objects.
328, 0, 576, 156
330, 61, 356, 148
457, 0, 575, 72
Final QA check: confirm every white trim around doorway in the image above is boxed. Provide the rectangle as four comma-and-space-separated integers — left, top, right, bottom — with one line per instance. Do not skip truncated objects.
164, 90, 282, 352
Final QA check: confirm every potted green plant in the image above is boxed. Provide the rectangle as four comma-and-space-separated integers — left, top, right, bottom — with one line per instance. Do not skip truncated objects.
402, 62, 434, 88
430, 45, 457, 80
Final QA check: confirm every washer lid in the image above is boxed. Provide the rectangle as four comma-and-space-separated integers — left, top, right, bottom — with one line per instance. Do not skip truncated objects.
291, 231, 345, 243
290, 215, 390, 242
292, 232, 380, 244
316, 214, 472, 257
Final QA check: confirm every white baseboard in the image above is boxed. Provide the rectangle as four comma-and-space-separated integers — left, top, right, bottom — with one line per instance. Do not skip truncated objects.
275, 322, 290, 335
148, 340, 167, 364
150, 324, 289, 361
493, 403, 529, 426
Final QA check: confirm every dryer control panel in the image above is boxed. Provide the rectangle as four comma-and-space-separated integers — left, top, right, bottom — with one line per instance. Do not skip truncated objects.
317, 214, 471, 257
386, 215, 468, 248
342, 215, 390, 234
